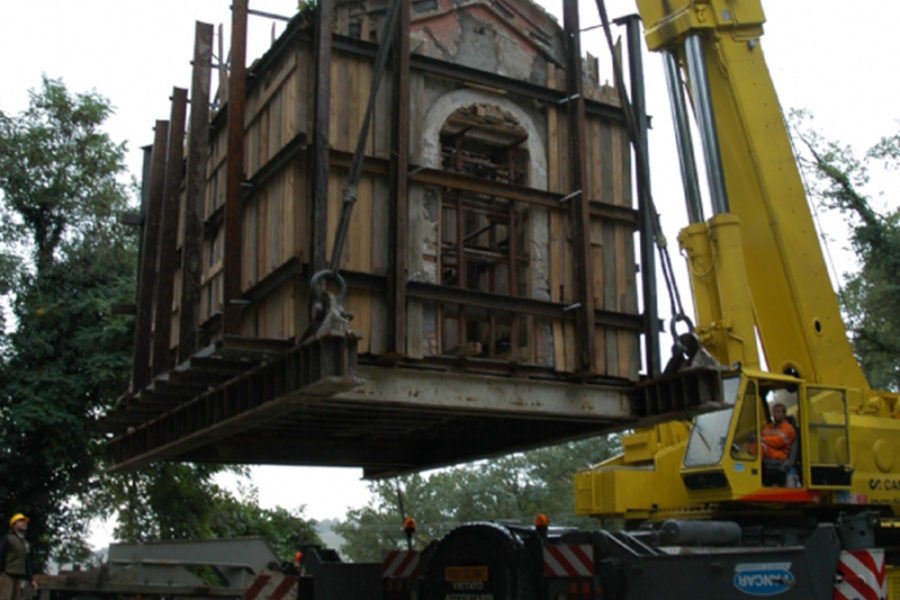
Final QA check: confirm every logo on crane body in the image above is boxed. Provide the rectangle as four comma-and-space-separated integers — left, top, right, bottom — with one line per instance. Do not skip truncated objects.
733, 562, 795, 596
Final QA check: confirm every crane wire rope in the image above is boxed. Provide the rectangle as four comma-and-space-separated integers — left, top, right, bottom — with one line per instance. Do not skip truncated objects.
592, 0, 693, 336
310, 0, 403, 317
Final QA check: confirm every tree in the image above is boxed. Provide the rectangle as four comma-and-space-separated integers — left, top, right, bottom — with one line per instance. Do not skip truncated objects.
335, 436, 620, 562
86, 464, 321, 561
0, 78, 321, 567
0, 234, 137, 566
0, 76, 128, 277
0, 79, 135, 563
207, 484, 322, 560
791, 111, 900, 391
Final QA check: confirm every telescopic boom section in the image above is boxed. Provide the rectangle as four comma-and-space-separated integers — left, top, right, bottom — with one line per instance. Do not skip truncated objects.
636, 0, 868, 390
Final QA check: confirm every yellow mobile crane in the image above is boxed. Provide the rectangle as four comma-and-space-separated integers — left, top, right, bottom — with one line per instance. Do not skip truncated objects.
574, 0, 900, 525
285, 1, 900, 597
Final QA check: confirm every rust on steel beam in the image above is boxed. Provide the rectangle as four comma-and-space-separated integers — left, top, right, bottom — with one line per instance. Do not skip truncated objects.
223, 0, 248, 335
106, 328, 362, 473
387, 0, 411, 355
179, 22, 214, 363
132, 121, 168, 389
563, 0, 596, 374
152, 89, 188, 376
310, 0, 334, 273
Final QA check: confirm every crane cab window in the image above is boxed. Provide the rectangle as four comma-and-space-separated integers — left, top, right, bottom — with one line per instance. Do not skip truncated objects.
730, 380, 760, 461
805, 387, 852, 487
684, 376, 741, 467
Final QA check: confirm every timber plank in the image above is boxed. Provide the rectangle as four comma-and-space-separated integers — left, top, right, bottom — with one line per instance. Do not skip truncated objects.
326, 170, 342, 265
270, 86, 284, 159
268, 177, 283, 276
259, 104, 270, 175
297, 161, 308, 262
602, 219, 618, 376
354, 174, 374, 272
370, 172, 389, 274
278, 169, 290, 265
549, 205, 565, 372
346, 289, 372, 354
245, 52, 298, 129
284, 69, 298, 141
244, 197, 259, 287
257, 183, 269, 283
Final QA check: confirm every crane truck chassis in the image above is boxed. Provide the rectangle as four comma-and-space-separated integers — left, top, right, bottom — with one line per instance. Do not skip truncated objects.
282, 511, 893, 599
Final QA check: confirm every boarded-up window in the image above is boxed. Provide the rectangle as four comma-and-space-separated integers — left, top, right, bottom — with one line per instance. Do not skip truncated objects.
438, 103, 530, 358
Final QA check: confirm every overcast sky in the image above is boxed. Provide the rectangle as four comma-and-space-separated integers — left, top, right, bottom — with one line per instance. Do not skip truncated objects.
2, 1, 898, 541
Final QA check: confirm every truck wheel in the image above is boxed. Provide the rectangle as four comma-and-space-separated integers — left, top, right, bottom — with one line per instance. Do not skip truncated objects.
423, 522, 536, 600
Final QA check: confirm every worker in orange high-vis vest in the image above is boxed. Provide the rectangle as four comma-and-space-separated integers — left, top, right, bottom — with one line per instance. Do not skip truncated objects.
760, 403, 796, 460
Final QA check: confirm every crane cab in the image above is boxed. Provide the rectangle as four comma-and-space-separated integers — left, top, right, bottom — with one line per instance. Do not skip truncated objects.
679, 369, 853, 509
572, 368, 891, 522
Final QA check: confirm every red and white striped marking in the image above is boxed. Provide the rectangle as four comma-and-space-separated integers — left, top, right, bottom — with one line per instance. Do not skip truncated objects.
244, 574, 298, 600
834, 549, 886, 600
382, 550, 420, 578
543, 544, 594, 577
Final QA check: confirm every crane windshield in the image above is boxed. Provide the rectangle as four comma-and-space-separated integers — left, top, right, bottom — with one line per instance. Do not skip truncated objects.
683, 376, 742, 467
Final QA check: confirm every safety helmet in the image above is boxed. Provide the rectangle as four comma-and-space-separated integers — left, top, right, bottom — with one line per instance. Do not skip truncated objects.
9, 513, 29, 527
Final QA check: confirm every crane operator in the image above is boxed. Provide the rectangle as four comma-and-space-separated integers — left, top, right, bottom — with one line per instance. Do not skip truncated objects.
760, 403, 796, 460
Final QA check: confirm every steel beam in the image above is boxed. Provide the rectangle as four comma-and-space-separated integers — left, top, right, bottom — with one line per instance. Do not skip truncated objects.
310, 0, 334, 273
387, 0, 411, 355
563, 0, 596, 374
108, 538, 279, 584
132, 122, 168, 389
152, 88, 188, 376
342, 366, 629, 417
179, 22, 214, 363
201, 147, 638, 259
334, 154, 639, 222
229, 256, 642, 334
176, 415, 623, 478
108, 364, 632, 475
406, 280, 643, 331
619, 14, 660, 377
224, 0, 248, 335
107, 328, 362, 473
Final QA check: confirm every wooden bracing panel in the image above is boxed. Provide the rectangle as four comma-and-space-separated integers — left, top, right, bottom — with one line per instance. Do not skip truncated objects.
108, 0, 645, 474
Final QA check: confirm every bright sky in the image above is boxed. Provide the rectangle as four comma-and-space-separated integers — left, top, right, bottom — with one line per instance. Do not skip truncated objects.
2, 0, 898, 543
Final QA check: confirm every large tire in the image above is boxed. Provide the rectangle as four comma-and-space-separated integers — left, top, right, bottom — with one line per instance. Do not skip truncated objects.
423, 522, 536, 600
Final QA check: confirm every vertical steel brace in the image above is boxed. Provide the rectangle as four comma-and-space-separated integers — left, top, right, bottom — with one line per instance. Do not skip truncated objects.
179, 22, 214, 363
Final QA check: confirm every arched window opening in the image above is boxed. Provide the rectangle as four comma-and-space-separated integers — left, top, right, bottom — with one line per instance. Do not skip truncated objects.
438, 103, 530, 358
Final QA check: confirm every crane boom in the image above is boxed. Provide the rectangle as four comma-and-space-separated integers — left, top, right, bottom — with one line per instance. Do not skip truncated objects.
638, 0, 868, 390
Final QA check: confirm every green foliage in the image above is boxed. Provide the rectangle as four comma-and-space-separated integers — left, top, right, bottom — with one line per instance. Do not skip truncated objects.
0, 230, 137, 567
335, 436, 620, 562
207, 483, 322, 559
298, 0, 317, 15
86, 465, 321, 561
0, 77, 136, 567
791, 110, 900, 391
0, 78, 322, 568
0, 76, 128, 275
